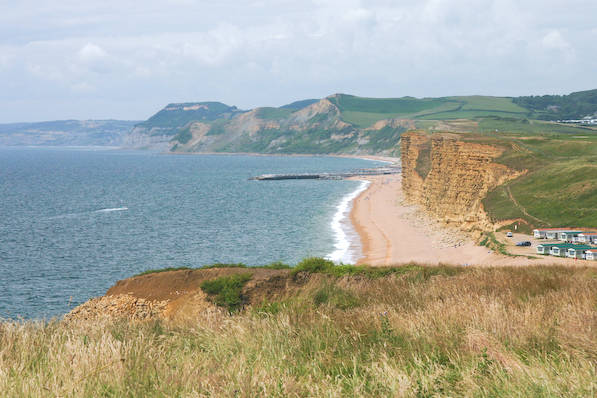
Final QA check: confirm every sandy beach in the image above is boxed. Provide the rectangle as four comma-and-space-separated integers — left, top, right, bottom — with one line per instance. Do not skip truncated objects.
350, 174, 586, 267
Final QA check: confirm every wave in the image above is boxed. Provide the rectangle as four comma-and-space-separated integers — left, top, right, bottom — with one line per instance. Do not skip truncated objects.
326, 180, 370, 264
94, 207, 128, 213
48, 207, 128, 219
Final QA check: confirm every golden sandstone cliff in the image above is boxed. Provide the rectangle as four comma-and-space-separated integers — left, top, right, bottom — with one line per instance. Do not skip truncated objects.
401, 131, 523, 234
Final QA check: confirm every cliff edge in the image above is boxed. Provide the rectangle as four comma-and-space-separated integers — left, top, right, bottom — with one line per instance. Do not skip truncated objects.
401, 131, 524, 234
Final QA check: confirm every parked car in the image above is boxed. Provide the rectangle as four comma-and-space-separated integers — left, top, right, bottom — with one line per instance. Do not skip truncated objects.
516, 241, 532, 246
506, 232, 513, 237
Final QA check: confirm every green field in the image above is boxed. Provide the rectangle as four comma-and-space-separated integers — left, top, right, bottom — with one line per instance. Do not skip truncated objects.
254, 107, 293, 120
331, 94, 544, 127
474, 130, 597, 228
449, 96, 528, 113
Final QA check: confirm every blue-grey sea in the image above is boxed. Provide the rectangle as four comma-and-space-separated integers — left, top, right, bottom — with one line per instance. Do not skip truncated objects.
0, 147, 383, 319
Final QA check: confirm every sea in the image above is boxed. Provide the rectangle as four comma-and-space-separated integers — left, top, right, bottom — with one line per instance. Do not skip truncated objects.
0, 147, 384, 319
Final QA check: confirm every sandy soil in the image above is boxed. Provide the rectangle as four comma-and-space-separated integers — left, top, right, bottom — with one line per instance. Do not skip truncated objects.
350, 175, 589, 267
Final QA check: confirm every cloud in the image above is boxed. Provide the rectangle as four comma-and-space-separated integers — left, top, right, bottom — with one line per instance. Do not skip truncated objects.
542, 30, 571, 50
78, 42, 107, 61
0, 0, 596, 122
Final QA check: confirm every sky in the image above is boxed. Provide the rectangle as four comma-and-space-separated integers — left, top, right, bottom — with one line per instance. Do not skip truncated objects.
1, 0, 596, 122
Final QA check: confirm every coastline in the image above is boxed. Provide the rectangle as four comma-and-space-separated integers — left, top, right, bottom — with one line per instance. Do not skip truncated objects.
350, 174, 587, 266
326, 180, 370, 264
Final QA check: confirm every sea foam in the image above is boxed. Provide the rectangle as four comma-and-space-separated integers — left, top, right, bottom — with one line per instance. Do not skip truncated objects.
326, 180, 370, 264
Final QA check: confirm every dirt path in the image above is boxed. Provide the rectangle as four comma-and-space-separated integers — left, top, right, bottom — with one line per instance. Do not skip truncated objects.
506, 186, 550, 226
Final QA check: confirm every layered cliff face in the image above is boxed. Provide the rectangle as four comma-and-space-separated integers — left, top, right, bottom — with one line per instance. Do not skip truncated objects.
401, 131, 523, 232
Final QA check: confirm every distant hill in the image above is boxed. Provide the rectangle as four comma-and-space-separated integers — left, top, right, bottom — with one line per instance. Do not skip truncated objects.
0, 120, 139, 146
132, 90, 596, 155
134, 102, 244, 135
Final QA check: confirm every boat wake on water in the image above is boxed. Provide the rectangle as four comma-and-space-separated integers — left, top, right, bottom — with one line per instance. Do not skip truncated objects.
94, 207, 128, 213
48, 207, 128, 219
326, 180, 370, 264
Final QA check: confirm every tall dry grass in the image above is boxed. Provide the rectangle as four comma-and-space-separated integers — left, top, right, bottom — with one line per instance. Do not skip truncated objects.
1, 265, 596, 397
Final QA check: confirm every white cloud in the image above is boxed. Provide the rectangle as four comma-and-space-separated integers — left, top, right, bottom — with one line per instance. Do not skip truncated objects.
0, 0, 596, 121
78, 42, 107, 61
542, 30, 571, 50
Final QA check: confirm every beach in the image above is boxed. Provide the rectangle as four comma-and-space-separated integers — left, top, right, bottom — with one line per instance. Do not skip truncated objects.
350, 174, 586, 266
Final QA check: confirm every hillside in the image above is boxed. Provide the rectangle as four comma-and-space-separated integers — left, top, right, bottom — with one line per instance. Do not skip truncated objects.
0, 120, 139, 146
5, 260, 595, 396
121, 90, 597, 155
401, 129, 597, 232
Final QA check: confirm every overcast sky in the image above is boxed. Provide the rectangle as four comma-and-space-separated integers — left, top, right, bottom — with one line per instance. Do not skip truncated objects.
1, 0, 596, 122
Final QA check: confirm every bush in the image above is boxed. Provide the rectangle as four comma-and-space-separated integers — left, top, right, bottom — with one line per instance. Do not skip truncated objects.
200, 273, 252, 312
293, 257, 336, 274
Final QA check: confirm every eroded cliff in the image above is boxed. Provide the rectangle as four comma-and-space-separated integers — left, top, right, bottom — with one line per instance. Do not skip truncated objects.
401, 131, 523, 233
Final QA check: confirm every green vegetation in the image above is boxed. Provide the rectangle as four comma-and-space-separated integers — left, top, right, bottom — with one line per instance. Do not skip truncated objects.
513, 89, 597, 120
200, 273, 252, 312
419, 109, 526, 120
479, 131, 597, 229
330, 94, 458, 127
292, 257, 462, 280
331, 94, 536, 127
313, 283, 361, 309
478, 116, 596, 135
450, 96, 528, 113
206, 119, 229, 135
279, 98, 319, 110
3, 265, 596, 396
254, 107, 293, 120
161, 90, 596, 161
330, 94, 450, 115
137, 102, 242, 135
261, 261, 292, 270
172, 125, 192, 144
479, 232, 511, 256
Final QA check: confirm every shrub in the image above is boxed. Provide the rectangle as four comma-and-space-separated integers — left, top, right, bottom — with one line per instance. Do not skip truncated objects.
293, 257, 335, 274
200, 273, 252, 312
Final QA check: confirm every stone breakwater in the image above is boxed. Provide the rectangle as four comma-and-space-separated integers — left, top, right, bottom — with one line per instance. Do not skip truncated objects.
401, 131, 524, 234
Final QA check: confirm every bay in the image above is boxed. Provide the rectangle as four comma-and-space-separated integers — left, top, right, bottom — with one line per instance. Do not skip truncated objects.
0, 148, 382, 319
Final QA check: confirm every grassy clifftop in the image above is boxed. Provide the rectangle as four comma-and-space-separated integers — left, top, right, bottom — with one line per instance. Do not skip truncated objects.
2, 261, 596, 396
470, 130, 597, 229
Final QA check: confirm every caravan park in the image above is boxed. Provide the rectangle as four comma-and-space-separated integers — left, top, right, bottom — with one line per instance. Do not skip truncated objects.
533, 228, 597, 261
